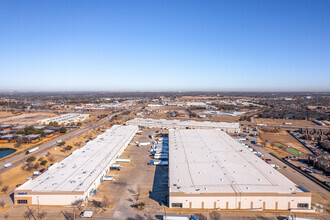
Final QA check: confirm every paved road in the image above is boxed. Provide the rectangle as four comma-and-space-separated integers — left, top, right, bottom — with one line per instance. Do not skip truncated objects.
0, 111, 123, 174
240, 122, 330, 131
245, 136, 330, 198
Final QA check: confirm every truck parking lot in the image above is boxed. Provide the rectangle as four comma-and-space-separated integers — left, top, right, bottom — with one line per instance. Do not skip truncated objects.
93, 128, 168, 219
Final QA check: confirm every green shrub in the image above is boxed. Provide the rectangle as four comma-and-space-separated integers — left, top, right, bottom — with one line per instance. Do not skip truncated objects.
26, 156, 36, 162
40, 160, 48, 165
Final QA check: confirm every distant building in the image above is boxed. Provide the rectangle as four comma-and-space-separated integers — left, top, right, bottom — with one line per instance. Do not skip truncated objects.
38, 113, 89, 125
126, 118, 240, 133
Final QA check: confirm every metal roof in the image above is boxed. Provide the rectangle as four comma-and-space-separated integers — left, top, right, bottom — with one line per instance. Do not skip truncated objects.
127, 118, 239, 130
169, 129, 303, 195
17, 125, 138, 193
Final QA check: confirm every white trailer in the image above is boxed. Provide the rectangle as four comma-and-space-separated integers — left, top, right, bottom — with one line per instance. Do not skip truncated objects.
26, 147, 39, 154
116, 158, 131, 163
138, 142, 151, 146
148, 160, 168, 166
163, 214, 190, 220
154, 154, 169, 159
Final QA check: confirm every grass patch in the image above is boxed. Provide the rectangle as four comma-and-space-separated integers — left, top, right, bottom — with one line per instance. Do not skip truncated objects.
274, 143, 286, 147
286, 148, 304, 155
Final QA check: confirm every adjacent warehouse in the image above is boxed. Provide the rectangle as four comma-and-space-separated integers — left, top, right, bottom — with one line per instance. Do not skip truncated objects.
127, 118, 240, 133
14, 125, 138, 205
169, 129, 311, 210
38, 113, 90, 125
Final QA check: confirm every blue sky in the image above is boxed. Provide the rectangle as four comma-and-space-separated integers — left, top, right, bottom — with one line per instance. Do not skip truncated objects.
0, 0, 329, 92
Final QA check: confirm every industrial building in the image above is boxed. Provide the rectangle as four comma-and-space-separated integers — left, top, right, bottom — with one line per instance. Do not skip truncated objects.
169, 129, 311, 210
14, 125, 138, 205
127, 118, 240, 133
38, 113, 90, 125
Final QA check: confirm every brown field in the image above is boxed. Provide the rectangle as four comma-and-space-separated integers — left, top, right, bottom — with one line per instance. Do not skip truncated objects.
255, 118, 315, 126
0, 111, 18, 119
258, 129, 310, 157
0, 112, 57, 125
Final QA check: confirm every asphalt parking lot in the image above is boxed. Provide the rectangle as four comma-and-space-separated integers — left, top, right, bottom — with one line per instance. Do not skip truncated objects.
93, 128, 168, 219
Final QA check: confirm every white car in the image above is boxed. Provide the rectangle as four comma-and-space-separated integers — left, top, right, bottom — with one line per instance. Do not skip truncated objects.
80, 211, 93, 218
103, 176, 115, 181
4, 163, 12, 168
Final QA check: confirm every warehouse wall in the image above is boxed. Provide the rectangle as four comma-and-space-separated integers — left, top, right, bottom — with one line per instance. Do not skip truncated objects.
170, 195, 311, 210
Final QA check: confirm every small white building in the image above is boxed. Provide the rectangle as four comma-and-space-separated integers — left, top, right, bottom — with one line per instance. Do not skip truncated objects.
14, 125, 138, 205
169, 129, 311, 210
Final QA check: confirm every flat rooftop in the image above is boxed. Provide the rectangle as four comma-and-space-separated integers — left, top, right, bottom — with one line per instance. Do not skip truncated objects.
17, 125, 138, 193
127, 118, 239, 130
169, 129, 303, 195
38, 113, 89, 123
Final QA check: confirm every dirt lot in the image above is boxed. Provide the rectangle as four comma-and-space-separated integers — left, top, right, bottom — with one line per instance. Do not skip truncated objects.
0, 112, 18, 119
0, 112, 57, 125
255, 118, 316, 126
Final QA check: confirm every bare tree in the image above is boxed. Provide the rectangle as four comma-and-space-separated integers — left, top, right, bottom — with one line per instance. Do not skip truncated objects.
0, 200, 5, 208
38, 211, 47, 220
209, 212, 221, 220
134, 186, 141, 203
194, 213, 207, 220
48, 155, 55, 163
1, 185, 9, 194
14, 137, 24, 148
4, 214, 9, 220
144, 212, 154, 220
71, 199, 84, 210
62, 211, 74, 220
33, 163, 40, 170
23, 208, 35, 220
101, 196, 110, 210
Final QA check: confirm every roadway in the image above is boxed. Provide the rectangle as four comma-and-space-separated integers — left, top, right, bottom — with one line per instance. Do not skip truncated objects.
240, 122, 330, 131
0, 111, 124, 175
244, 135, 330, 197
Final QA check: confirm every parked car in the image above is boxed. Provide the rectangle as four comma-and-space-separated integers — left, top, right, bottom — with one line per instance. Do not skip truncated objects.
80, 211, 93, 218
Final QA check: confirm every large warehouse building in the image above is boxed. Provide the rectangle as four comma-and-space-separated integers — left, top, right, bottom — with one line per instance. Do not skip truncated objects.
127, 118, 240, 133
14, 125, 138, 205
169, 129, 311, 210
38, 113, 90, 125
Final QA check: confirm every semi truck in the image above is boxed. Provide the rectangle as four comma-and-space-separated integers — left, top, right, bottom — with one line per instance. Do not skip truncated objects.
110, 164, 122, 170
26, 147, 39, 154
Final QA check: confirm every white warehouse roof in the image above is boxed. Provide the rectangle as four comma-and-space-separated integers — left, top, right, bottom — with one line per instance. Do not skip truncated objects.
38, 113, 89, 124
127, 118, 239, 132
169, 129, 303, 195
17, 125, 138, 193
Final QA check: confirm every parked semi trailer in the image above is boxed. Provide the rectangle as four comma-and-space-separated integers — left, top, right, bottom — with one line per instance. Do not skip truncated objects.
148, 160, 168, 166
